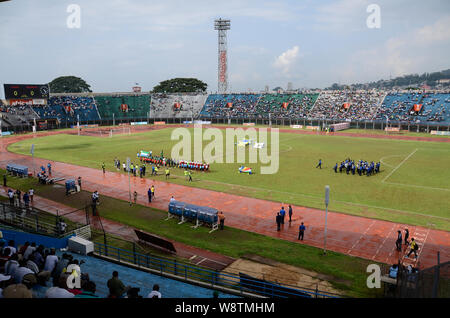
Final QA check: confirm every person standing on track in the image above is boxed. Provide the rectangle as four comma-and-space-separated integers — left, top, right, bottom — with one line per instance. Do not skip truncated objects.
396, 230, 402, 251
288, 205, 293, 223
151, 185, 155, 199
276, 213, 281, 231
404, 229, 409, 246
147, 187, 152, 203
298, 222, 306, 240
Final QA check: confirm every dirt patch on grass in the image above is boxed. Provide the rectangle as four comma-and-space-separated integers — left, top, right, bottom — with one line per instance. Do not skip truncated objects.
222, 254, 348, 296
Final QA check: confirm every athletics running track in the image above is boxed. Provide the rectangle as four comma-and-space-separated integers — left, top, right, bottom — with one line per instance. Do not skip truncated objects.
0, 127, 449, 270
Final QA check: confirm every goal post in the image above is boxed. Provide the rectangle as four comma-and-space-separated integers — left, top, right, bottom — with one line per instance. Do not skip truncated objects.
108, 127, 131, 137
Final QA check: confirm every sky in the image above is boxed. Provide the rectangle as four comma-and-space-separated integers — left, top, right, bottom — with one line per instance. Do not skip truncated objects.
0, 0, 449, 98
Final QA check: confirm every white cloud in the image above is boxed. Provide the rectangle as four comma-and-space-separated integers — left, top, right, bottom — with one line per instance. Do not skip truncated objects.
273, 46, 300, 75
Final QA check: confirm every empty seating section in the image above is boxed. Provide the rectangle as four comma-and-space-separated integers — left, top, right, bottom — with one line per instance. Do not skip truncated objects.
309, 90, 384, 120
256, 93, 318, 119
94, 94, 151, 120
200, 94, 261, 118
375, 92, 450, 124
151, 93, 208, 118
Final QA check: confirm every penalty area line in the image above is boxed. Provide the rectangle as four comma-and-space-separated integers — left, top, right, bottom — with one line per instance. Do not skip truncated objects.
382, 148, 418, 183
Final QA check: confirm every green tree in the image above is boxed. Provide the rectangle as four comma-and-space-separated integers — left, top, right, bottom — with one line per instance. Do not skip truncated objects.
152, 78, 207, 93
48, 76, 92, 93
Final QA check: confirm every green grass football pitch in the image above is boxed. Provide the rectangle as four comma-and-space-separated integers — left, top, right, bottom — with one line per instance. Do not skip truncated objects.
8, 127, 450, 230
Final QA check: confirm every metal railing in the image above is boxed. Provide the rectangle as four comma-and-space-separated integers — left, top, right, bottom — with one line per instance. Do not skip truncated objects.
0, 202, 84, 238
94, 242, 339, 299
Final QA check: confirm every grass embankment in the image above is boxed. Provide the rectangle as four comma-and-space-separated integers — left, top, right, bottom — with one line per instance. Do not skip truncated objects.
1, 169, 382, 297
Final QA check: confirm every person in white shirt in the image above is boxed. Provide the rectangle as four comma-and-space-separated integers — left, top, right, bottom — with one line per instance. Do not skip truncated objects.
28, 189, 34, 203
5, 241, 16, 257
44, 249, 59, 273
13, 261, 34, 284
170, 196, 175, 202
147, 284, 161, 298
23, 243, 36, 260
45, 286, 75, 298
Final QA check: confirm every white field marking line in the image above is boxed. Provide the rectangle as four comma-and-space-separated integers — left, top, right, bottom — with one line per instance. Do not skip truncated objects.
372, 224, 396, 260
206, 134, 301, 161
382, 148, 418, 183
189, 255, 197, 261
379, 154, 404, 168
347, 220, 377, 254
383, 181, 450, 192
200, 178, 450, 221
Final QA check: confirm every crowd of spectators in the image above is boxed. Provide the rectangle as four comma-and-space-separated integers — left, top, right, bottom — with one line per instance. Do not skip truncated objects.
309, 90, 385, 121
47, 96, 100, 121
200, 94, 261, 118
0, 236, 163, 298
255, 94, 318, 119
0, 102, 38, 126
375, 92, 450, 124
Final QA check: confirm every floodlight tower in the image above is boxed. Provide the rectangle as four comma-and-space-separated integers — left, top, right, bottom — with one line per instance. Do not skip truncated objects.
214, 18, 231, 94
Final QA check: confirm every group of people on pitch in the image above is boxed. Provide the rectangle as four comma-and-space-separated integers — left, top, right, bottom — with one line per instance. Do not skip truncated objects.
333, 159, 381, 176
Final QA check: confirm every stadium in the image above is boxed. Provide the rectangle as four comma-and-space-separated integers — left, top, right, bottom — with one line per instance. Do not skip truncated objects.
0, 0, 449, 306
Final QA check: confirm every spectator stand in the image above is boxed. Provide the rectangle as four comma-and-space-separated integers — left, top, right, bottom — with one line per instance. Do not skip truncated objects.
166, 201, 219, 233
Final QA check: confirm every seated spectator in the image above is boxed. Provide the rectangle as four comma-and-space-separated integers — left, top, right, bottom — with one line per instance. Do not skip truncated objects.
147, 284, 161, 298
5, 240, 16, 257
13, 260, 34, 284
75, 281, 99, 298
0, 273, 14, 298
45, 278, 75, 298
30, 245, 45, 270
18, 242, 30, 258
23, 242, 36, 260
52, 253, 72, 284
1, 282, 33, 298
107, 271, 127, 298
4, 254, 19, 277
43, 248, 59, 275
126, 287, 142, 298
389, 264, 399, 279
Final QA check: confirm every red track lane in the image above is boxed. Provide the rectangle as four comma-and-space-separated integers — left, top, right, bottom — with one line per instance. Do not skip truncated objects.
0, 127, 449, 270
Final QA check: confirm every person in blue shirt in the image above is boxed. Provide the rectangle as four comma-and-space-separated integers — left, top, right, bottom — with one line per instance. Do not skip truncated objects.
279, 207, 286, 225
389, 264, 399, 279
333, 163, 338, 173
316, 159, 322, 169
47, 163, 52, 175
298, 222, 306, 240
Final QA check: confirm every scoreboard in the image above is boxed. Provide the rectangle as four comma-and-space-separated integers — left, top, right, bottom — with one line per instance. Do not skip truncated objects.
4, 84, 50, 99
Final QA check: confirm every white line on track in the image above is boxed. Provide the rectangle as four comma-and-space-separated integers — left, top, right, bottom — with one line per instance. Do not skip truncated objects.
347, 220, 377, 254
372, 224, 396, 260
200, 179, 450, 221
382, 148, 418, 183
